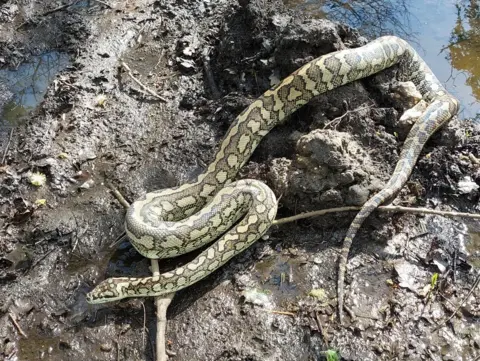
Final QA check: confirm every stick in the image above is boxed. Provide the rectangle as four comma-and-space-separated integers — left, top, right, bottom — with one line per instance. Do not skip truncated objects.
315, 311, 329, 348
272, 205, 480, 226
91, 0, 113, 8
267, 310, 296, 317
120, 62, 167, 102
106, 181, 130, 209
434, 273, 480, 331
151, 260, 174, 361
8, 312, 28, 338
1, 128, 14, 165
323, 103, 373, 129
106, 181, 173, 361
41, 0, 80, 16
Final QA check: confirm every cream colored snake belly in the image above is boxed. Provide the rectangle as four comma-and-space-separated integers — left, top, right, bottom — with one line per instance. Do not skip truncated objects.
86, 36, 459, 312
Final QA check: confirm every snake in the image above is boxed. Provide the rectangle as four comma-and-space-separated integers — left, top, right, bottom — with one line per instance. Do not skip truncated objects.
86, 36, 459, 321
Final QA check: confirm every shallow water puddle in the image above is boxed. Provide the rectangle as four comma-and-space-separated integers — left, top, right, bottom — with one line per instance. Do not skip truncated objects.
254, 254, 309, 302
0, 51, 70, 125
284, 0, 480, 120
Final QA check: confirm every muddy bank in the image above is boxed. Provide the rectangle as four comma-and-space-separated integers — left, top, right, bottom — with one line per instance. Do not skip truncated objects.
1, 0, 479, 361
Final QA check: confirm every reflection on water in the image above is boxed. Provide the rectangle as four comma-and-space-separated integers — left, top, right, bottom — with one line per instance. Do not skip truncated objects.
0, 51, 70, 125
449, 2, 480, 108
284, 0, 480, 119
254, 255, 309, 303
287, 0, 414, 39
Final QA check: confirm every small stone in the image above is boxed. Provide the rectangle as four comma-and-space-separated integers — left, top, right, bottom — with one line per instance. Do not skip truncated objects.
337, 170, 355, 185
346, 184, 369, 205
79, 178, 95, 189
319, 189, 342, 204
391, 81, 422, 108
100, 343, 113, 352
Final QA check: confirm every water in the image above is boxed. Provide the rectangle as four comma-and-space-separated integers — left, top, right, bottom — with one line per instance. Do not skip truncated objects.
285, 0, 480, 120
0, 51, 70, 126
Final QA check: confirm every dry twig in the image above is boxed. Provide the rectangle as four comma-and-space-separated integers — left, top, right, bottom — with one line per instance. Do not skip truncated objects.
41, 0, 80, 16
1, 128, 14, 165
106, 181, 173, 361
273, 205, 480, 225
91, 0, 113, 8
268, 310, 296, 317
434, 273, 480, 331
151, 260, 174, 361
314, 311, 329, 348
120, 62, 167, 102
8, 312, 28, 338
323, 103, 373, 129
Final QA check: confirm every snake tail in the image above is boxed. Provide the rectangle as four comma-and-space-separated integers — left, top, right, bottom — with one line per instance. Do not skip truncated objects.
337, 96, 459, 324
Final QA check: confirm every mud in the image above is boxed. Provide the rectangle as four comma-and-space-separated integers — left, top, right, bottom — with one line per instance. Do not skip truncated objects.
0, 0, 479, 361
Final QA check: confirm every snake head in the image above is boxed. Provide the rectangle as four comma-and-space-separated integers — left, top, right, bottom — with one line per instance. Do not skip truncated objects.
86, 278, 130, 304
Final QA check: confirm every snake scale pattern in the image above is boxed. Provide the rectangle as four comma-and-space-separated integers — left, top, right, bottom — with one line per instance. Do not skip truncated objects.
87, 36, 459, 324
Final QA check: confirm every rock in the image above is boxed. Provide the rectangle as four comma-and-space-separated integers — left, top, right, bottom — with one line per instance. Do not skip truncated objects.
268, 129, 378, 213
391, 81, 422, 109
296, 129, 357, 171
100, 343, 113, 352
318, 189, 342, 204
346, 184, 369, 206
394, 260, 430, 295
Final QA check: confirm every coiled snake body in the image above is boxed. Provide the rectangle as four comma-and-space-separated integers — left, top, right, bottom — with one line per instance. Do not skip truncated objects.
87, 36, 459, 323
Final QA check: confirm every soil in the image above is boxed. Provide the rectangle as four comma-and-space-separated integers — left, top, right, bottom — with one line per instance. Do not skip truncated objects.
0, 0, 479, 361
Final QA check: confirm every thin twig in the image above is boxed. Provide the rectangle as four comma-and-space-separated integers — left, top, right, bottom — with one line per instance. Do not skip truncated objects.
115, 340, 120, 361
268, 310, 296, 317
8, 312, 28, 338
41, 0, 80, 16
152, 260, 174, 361
314, 311, 329, 348
106, 181, 130, 209
91, 0, 113, 8
438, 37, 470, 55
141, 301, 147, 347
70, 211, 80, 252
434, 273, 480, 331
323, 103, 373, 129
29, 248, 56, 271
273, 205, 480, 226
121, 62, 167, 102
427, 349, 442, 361
106, 181, 173, 361
1, 128, 14, 165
